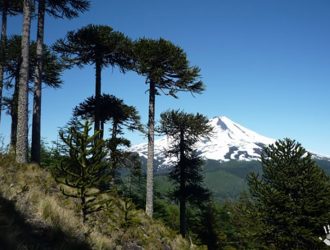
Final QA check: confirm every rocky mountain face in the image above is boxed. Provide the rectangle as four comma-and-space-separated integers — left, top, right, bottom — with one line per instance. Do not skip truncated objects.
130, 116, 276, 170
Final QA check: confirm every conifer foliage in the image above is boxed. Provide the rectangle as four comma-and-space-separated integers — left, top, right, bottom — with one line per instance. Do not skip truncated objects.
54, 121, 111, 223
73, 94, 142, 172
159, 110, 212, 237
248, 138, 330, 249
3, 35, 63, 151
0, 0, 22, 125
73, 94, 142, 140
53, 24, 134, 135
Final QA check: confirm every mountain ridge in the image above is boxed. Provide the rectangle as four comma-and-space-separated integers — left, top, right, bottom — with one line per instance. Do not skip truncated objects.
130, 116, 328, 170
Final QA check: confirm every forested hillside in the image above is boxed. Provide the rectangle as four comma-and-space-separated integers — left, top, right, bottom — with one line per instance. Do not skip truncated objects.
0, 1, 329, 249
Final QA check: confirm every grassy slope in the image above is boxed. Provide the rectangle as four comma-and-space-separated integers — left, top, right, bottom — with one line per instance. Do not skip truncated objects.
0, 196, 89, 249
0, 155, 199, 250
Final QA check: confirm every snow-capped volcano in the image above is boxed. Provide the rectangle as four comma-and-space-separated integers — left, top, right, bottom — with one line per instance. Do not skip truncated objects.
130, 116, 276, 169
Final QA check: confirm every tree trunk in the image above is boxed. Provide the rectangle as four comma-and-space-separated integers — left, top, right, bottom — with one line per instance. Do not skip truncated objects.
0, 0, 8, 126
81, 188, 87, 224
94, 59, 101, 136
100, 120, 104, 139
31, 0, 45, 164
179, 129, 187, 237
10, 110, 17, 152
16, 0, 31, 164
110, 120, 118, 168
180, 195, 186, 237
146, 81, 155, 217
10, 79, 19, 152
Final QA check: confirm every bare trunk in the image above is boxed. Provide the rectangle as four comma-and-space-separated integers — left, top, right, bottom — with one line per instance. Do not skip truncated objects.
16, 0, 31, 164
180, 195, 186, 237
100, 120, 104, 139
81, 188, 87, 223
110, 120, 118, 168
94, 60, 101, 136
10, 79, 19, 151
10, 111, 17, 152
0, 0, 7, 126
146, 81, 155, 217
31, 0, 45, 164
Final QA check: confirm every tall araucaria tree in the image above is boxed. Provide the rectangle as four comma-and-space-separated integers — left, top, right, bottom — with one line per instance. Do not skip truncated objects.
3, 35, 63, 152
16, 0, 32, 163
53, 24, 134, 136
0, 0, 22, 126
31, 0, 90, 164
159, 110, 212, 237
134, 38, 204, 217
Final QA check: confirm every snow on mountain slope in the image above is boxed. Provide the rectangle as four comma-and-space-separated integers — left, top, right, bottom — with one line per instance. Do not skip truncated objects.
130, 116, 276, 169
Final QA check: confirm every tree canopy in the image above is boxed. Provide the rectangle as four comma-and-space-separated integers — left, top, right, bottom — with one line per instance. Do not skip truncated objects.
4, 35, 63, 88
44, 0, 89, 19
53, 24, 134, 71
73, 94, 142, 134
248, 138, 330, 249
134, 38, 204, 97
0, 0, 22, 16
53, 24, 134, 134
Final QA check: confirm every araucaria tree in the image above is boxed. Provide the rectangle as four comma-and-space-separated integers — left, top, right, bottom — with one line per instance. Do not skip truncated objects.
53, 24, 134, 135
54, 121, 111, 223
16, 0, 32, 163
3, 36, 63, 152
73, 94, 142, 168
0, 0, 22, 125
73, 94, 142, 139
31, 0, 90, 164
159, 110, 212, 237
248, 138, 330, 249
134, 38, 204, 217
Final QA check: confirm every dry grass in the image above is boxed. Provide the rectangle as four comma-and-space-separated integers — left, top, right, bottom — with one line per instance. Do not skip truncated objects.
0, 155, 201, 249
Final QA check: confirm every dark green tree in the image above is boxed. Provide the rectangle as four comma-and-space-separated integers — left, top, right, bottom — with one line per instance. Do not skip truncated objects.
248, 138, 330, 249
3, 35, 63, 151
117, 152, 145, 207
73, 94, 142, 139
0, 0, 22, 125
54, 121, 112, 223
134, 38, 204, 217
73, 94, 142, 170
191, 201, 221, 249
159, 110, 212, 237
53, 24, 134, 135
31, 0, 90, 164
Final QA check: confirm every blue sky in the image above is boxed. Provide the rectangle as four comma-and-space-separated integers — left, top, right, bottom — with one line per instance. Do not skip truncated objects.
3, 0, 330, 156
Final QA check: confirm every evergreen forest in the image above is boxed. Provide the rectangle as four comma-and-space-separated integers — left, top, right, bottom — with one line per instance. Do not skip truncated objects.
0, 1, 329, 249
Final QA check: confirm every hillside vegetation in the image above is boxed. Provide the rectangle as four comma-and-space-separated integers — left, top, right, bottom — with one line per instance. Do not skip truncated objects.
156, 159, 330, 201
0, 154, 199, 249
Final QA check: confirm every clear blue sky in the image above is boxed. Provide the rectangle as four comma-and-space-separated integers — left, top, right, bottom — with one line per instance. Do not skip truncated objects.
3, 0, 330, 156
